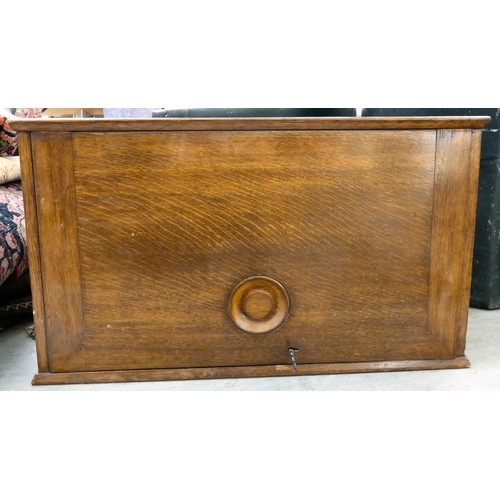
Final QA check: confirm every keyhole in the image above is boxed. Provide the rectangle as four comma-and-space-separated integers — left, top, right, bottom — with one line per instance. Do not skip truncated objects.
288, 347, 299, 372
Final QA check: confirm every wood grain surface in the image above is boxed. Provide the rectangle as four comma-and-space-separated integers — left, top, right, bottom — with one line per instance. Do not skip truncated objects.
17, 132, 49, 372
428, 130, 483, 357
9, 116, 491, 133
31, 133, 85, 372
455, 130, 483, 355
42, 129, 442, 372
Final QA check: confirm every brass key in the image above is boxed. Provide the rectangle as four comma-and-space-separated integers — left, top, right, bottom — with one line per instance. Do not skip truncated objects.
288, 348, 299, 372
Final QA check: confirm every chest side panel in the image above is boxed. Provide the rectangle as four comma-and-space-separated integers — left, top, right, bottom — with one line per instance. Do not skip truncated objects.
48, 130, 439, 371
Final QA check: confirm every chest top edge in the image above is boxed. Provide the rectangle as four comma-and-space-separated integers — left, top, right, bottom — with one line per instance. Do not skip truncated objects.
8, 116, 491, 133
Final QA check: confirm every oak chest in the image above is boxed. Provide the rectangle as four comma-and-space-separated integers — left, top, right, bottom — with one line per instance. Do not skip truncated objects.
12, 116, 489, 385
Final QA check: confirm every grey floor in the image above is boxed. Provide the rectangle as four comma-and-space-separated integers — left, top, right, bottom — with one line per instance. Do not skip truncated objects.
1, 307, 499, 390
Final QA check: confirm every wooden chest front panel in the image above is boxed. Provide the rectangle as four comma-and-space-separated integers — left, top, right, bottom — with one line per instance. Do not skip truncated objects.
29, 129, 459, 373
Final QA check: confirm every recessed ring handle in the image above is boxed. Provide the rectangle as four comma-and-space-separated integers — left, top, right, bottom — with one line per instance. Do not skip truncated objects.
228, 276, 290, 334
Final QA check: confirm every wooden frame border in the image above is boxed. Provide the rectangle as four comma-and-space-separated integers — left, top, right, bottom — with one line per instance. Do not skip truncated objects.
427, 130, 483, 356
31, 132, 85, 372
17, 132, 49, 371
32, 357, 471, 385
10, 116, 490, 133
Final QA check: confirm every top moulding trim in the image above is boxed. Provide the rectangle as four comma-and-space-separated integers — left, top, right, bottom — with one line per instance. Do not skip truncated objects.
9, 116, 492, 133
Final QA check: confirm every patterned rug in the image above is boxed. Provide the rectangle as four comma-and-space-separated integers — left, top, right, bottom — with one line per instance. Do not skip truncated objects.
0, 182, 27, 287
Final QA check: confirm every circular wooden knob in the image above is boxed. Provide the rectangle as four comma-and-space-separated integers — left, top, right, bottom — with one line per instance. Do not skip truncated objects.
228, 276, 290, 334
